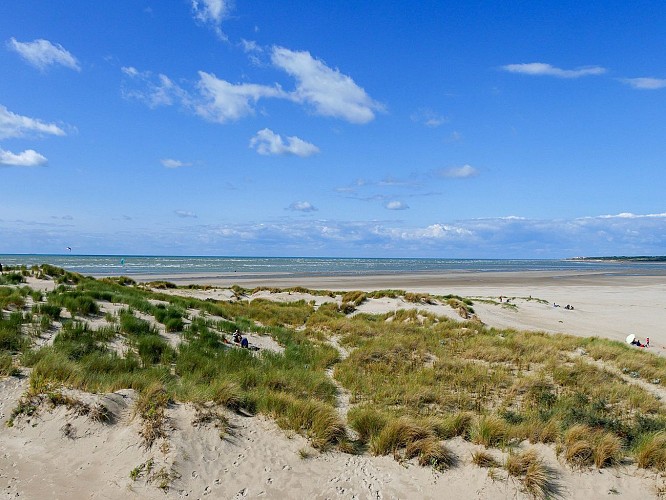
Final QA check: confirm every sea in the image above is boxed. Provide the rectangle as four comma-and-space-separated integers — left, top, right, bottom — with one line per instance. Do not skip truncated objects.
1, 255, 665, 278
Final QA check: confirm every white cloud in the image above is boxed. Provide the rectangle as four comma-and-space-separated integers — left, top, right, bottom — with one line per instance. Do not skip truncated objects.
191, 0, 230, 39
174, 210, 197, 218
271, 46, 384, 123
287, 201, 318, 212
240, 39, 261, 53
438, 164, 478, 178
121, 68, 188, 108
597, 212, 666, 219
502, 62, 606, 78
195, 71, 287, 122
0, 105, 66, 139
7, 37, 80, 71
385, 201, 409, 210
192, 0, 229, 23
161, 158, 192, 168
122, 67, 286, 121
620, 77, 666, 90
123, 46, 382, 126
0, 148, 47, 167
249, 128, 319, 157
411, 108, 447, 127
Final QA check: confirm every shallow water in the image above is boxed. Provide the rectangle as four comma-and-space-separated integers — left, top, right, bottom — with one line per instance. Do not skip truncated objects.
1, 254, 665, 278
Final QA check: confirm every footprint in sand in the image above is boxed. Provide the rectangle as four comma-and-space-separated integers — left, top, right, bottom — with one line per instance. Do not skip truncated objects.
232, 487, 248, 498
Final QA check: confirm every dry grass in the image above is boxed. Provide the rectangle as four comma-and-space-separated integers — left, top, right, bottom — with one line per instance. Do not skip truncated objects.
134, 383, 170, 448
370, 417, 431, 456
348, 407, 388, 443
562, 424, 622, 469
469, 415, 509, 447
561, 423, 593, 465
593, 432, 623, 468
8, 266, 666, 478
431, 412, 473, 439
634, 431, 666, 471
405, 436, 456, 470
505, 449, 556, 499
472, 450, 500, 468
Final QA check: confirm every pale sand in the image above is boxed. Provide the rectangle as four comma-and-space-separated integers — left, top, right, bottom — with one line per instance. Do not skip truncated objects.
2, 271, 666, 498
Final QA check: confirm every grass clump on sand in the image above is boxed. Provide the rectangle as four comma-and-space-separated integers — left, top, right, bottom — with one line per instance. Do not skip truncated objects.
135, 383, 170, 448
505, 449, 556, 499
471, 450, 500, 468
561, 424, 623, 469
633, 431, 666, 471
405, 436, 456, 470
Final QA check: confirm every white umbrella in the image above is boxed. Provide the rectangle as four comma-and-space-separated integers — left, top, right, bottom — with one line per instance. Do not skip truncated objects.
625, 333, 636, 344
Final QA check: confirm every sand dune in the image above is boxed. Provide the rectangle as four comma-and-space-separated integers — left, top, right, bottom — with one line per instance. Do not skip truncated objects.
2, 271, 666, 498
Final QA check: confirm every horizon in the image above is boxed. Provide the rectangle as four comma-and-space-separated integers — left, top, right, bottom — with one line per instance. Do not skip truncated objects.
2, 1, 665, 258
2, 253, 665, 261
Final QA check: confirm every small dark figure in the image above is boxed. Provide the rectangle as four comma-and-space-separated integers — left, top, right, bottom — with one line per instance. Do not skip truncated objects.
233, 330, 241, 343
646, 337, 650, 347
0, 262, 3, 273
241, 337, 249, 349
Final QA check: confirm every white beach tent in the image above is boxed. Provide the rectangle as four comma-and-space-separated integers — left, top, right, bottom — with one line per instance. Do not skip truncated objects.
625, 333, 636, 344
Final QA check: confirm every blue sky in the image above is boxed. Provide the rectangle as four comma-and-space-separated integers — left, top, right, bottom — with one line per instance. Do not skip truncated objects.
1, 1, 665, 258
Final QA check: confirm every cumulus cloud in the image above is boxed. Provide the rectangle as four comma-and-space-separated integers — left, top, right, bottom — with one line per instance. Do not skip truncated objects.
385, 201, 409, 210
195, 72, 287, 122
7, 37, 80, 71
0, 105, 66, 139
437, 164, 478, 178
620, 77, 666, 90
7, 211, 666, 257
174, 210, 197, 218
249, 128, 319, 157
161, 158, 192, 168
122, 46, 382, 126
0, 148, 47, 167
287, 201, 318, 212
502, 62, 606, 78
271, 46, 384, 123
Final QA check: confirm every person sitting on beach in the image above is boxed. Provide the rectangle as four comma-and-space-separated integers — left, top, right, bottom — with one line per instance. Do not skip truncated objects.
241, 337, 249, 349
646, 337, 650, 347
631, 338, 644, 347
233, 330, 242, 343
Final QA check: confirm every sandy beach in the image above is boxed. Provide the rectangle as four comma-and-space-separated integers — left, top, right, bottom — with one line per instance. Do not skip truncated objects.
131, 269, 666, 350
2, 269, 666, 499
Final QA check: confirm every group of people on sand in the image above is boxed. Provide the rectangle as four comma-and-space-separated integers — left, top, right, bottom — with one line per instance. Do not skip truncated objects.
553, 303, 575, 309
631, 337, 650, 348
233, 330, 249, 348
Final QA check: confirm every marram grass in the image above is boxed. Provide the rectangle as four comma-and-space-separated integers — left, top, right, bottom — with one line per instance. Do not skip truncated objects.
3, 265, 666, 476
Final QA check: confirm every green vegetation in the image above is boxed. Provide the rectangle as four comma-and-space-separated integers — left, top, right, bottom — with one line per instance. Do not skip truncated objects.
3, 264, 666, 481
